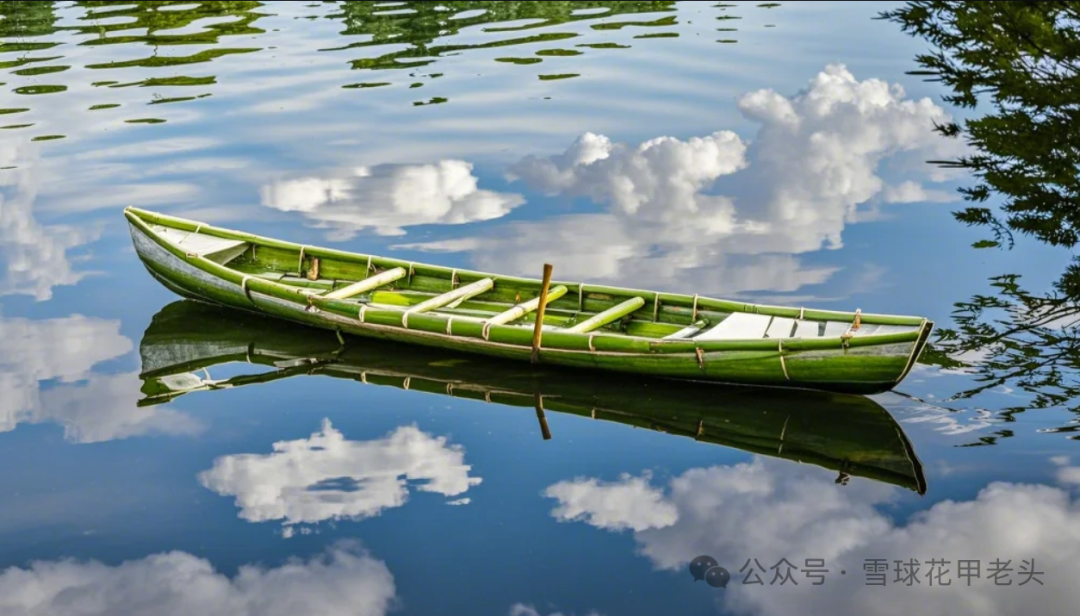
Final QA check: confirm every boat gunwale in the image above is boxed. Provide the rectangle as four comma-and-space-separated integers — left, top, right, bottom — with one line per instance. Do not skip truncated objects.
125, 206, 932, 355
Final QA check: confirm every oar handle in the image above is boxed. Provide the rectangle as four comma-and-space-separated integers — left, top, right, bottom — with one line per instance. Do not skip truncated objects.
531, 263, 554, 364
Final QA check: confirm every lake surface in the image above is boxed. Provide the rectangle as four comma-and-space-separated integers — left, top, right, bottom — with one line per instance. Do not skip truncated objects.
1, 2, 1078, 615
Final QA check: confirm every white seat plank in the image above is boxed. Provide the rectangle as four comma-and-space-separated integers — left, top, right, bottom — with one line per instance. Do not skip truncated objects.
793, 320, 819, 338
765, 317, 796, 338
852, 324, 918, 337
155, 226, 246, 257
823, 321, 850, 337
694, 313, 773, 341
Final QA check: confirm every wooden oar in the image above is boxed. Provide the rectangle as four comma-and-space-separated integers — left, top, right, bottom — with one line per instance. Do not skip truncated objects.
534, 392, 552, 440
531, 263, 554, 364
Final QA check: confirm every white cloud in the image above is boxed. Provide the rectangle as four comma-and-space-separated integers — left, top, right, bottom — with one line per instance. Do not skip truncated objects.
0, 146, 101, 301
401, 64, 960, 296
882, 180, 959, 204
892, 401, 995, 437
543, 458, 1080, 616
260, 160, 524, 239
36, 372, 203, 443
0, 541, 396, 616
508, 130, 747, 220
0, 314, 202, 443
198, 419, 482, 529
545, 472, 678, 532
0, 315, 131, 387
1057, 466, 1080, 487
509, 604, 603, 616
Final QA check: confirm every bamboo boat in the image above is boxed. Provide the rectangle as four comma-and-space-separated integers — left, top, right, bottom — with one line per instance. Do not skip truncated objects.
126, 207, 934, 394
138, 300, 928, 494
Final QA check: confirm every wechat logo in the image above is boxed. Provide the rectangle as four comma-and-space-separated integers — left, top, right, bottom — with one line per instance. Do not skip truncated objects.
689, 555, 731, 589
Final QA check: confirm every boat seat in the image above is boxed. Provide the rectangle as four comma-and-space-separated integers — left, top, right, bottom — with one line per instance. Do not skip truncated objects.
850, 324, 919, 337
693, 313, 773, 341
765, 317, 796, 338
817, 321, 920, 338
154, 226, 248, 263
823, 321, 850, 337
793, 319, 820, 338
689, 314, 919, 342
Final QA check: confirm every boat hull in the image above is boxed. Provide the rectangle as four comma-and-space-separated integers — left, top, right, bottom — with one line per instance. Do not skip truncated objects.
129, 219, 931, 394
138, 299, 927, 495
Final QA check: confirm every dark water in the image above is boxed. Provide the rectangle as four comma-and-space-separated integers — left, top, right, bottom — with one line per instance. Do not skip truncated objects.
1, 2, 1078, 615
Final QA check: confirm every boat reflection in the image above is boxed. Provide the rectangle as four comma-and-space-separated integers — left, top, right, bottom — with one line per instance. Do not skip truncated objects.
139, 300, 927, 495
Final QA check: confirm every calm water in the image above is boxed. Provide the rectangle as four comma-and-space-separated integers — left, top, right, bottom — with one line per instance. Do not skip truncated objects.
1, 2, 1078, 615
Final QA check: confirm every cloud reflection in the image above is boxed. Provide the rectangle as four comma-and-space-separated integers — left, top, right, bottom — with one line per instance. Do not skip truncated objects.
509, 604, 604, 616
401, 65, 963, 296
0, 146, 100, 301
544, 457, 1080, 615
260, 160, 525, 239
0, 541, 396, 616
0, 315, 202, 443
198, 419, 482, 531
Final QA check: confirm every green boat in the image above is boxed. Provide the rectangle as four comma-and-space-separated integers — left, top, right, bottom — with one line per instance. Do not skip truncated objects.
126, 207, 934, 394
138, 300, 928, 494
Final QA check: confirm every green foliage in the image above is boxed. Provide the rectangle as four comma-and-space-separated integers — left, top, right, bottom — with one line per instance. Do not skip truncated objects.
931, 274, 1080, 432
74, 1, 267, 45
328, 1, 675, 70
882, 1, 1080, 295
0, 1, 59, 39
885, 3, 1080, 432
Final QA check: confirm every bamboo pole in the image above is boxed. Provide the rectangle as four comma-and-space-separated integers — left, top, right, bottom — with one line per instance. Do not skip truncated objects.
534, 392, 552, 440
532, 264, 554, 364
407, 278, 493, 314
323, 267, 407, 300
566, 296, 645, 333
488, 285, 568, 326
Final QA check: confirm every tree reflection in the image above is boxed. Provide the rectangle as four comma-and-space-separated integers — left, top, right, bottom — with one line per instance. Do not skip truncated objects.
883, 2, 1080, 437
325, 1, 678, 70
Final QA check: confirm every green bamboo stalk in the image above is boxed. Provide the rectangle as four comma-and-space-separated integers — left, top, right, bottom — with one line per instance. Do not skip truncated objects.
566, 297, 646, 333
488, 285, 568, 326
323, 267, 406, 300
407, 278, 494, 313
